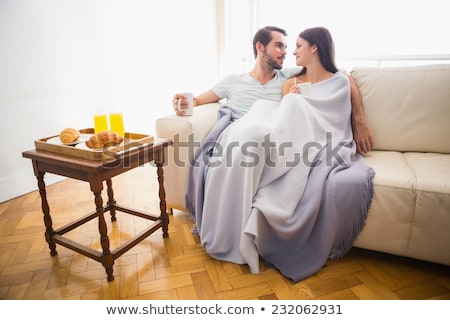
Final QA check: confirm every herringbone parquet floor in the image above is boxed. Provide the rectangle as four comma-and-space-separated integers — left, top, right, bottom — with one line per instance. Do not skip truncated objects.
1, 164, 449, 300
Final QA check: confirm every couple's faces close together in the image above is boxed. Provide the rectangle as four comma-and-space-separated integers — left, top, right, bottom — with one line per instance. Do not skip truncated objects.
261, 31, 313, 69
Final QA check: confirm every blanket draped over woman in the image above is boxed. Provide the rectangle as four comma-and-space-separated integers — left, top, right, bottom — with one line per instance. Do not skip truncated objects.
186, 72, 375, 282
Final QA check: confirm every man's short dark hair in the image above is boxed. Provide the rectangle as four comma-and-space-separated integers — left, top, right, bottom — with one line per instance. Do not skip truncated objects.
253, 26, 287, 58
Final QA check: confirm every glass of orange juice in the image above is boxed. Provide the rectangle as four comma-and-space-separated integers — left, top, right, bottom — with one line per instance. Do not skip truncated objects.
109, 112, 125, 138
94, 114, 108, 133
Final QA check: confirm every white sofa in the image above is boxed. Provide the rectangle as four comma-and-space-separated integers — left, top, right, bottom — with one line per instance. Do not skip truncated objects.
156, 64, 450, 267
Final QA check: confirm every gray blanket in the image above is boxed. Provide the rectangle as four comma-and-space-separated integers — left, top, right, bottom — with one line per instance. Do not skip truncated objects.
186, 73, 375, 282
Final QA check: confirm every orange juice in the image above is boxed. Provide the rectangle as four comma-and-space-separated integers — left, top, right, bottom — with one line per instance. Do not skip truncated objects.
94, 114, 108, 133
109, 112, 124, 137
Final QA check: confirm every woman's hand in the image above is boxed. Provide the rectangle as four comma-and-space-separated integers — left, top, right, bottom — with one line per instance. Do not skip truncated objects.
289, 84, 300, 94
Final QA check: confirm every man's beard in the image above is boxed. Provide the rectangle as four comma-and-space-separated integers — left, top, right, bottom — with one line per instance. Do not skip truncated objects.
263, 50, 283, 70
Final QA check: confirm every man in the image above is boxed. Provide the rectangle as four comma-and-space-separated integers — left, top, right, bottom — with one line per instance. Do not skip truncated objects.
173, 26, 373, 154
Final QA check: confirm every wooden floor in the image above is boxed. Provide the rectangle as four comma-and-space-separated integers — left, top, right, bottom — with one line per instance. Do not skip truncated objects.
1, 164, 449, 300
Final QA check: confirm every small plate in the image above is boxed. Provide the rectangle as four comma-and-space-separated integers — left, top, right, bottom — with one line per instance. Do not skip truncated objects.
61, 138, 86, 146
47, 134, 90, 146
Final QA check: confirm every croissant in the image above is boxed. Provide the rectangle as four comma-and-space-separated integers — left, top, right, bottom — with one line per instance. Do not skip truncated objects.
85, 131, 124, 149
59, 128, 81, 144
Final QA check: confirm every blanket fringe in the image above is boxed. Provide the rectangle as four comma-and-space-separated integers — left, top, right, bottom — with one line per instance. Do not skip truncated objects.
185, 194, 196, 220
329, 167, 375, 260
185, 194, 199, 235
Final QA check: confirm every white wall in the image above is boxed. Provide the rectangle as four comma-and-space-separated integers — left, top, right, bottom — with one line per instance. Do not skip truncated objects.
0, 0, 218, 202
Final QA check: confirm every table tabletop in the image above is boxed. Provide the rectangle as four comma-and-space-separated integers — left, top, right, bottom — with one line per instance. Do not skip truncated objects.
22, 137, 172, 181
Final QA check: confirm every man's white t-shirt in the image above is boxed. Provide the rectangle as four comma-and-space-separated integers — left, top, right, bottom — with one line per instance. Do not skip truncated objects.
212, 67, 301, 112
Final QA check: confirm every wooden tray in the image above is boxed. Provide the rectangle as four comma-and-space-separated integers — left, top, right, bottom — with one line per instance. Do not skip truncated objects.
35, 128, 154, 161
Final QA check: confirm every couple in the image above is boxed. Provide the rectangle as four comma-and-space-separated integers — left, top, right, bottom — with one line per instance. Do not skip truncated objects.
173, 26, 375, 282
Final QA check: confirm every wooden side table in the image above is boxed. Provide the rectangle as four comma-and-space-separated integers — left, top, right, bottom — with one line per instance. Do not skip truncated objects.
22, 138, 172, 281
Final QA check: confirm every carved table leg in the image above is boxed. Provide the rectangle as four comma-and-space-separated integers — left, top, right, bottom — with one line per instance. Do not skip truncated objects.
156, 160, 169, 238
36, 170, 57, 256
91, 179, 114, 281
106, 178, 117, 221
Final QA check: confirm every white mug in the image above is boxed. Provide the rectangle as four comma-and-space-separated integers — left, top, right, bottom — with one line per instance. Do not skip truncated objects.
177, 92, 194, 116
297, 82, 312, 96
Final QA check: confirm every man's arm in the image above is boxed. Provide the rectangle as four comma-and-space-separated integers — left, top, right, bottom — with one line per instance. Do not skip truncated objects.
348, 75, 374, 155
193, 90, 221, 106
172, 89, 220, 115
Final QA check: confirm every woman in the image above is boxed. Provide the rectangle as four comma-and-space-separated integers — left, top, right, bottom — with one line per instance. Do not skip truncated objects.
196, 27, 375, 282
281, 26, 338, 97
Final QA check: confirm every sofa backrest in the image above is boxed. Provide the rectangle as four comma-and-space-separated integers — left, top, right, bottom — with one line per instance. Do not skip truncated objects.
351, 64, 450, 153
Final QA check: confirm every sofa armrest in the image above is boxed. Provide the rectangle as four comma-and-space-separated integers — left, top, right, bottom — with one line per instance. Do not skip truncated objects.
155, 102, 221, 211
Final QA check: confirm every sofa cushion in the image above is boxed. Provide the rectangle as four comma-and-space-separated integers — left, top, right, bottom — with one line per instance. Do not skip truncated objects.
405, 152, 450, 264
404, 152, 450, 194
363, 150, 416, 189
351, 64, 450, 153
355, 151, 416, 255
410, 190, 450, 264
356, 151, 450, 265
